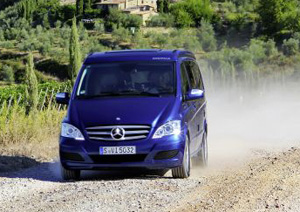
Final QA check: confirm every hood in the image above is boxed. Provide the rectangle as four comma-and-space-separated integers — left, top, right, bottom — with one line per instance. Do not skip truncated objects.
70, 97, 177, 128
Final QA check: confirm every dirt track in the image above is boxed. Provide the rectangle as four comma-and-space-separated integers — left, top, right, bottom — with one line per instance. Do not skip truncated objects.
0, 147, 299, 212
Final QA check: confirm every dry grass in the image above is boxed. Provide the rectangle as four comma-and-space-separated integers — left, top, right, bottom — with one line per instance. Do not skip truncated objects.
0, 102, 65, 161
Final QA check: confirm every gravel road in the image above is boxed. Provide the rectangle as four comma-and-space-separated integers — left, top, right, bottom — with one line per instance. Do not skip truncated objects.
0, 147, 299, 212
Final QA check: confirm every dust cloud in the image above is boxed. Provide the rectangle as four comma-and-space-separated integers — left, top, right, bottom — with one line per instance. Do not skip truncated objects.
205, 80, 300, 169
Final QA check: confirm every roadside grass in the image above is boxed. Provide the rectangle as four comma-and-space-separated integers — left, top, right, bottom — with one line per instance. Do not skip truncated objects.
0, 103, 65, 161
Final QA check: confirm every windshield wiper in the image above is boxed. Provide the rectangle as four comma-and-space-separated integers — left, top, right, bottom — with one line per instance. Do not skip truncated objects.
77, 91, 163, 99
119, 90, 161, 97
137, 91, 162, 97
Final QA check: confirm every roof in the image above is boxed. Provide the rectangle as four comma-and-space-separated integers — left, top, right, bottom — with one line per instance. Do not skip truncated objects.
95, 0, 125, 4
84, 49, 196, 64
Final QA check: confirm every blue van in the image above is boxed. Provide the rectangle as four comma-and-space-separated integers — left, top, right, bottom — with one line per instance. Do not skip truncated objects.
56, 49, 208, 180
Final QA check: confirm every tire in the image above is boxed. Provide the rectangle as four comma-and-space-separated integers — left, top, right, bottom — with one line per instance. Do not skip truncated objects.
198, 131, 208, 167
61, 164, 80, 181
172, 136, 191, 178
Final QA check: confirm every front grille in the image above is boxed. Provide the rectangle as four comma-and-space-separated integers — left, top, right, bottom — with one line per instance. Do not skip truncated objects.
86, 125, 151, 141
89, 154, 147, 164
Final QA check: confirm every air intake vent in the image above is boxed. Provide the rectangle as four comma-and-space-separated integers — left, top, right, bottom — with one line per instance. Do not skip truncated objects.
86, 125, 151, 141
89, 154, 147, 163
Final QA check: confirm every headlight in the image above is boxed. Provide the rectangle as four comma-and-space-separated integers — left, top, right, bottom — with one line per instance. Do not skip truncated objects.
61, 123, 84, 141
153, 120, 181, 139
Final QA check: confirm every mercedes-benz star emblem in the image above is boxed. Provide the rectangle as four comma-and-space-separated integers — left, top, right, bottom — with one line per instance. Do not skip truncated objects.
111, 127, 125, 140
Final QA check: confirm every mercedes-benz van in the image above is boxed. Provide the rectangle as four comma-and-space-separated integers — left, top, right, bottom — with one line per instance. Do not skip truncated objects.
56, 49, 208, 180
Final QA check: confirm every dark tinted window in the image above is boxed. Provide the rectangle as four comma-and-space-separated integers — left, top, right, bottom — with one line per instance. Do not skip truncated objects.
184, 61, 197, 89
190, 61, 203, 90
180, 63, 189, 94
184, 61, 203, 90
77, 62, 175, 97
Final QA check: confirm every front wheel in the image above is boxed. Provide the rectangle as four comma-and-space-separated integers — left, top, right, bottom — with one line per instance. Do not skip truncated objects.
61, 164, 80, 181
172, 136, 191, 178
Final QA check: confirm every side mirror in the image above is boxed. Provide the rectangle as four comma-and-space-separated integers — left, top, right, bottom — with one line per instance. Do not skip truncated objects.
185, 89, 204, 101
56, 92, 70, 105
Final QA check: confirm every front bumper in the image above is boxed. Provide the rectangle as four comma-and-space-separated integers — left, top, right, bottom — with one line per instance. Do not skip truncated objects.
59, 134, 186, 170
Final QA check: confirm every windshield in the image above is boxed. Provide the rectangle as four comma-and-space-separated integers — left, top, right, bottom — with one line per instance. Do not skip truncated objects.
76, 61, 175, 98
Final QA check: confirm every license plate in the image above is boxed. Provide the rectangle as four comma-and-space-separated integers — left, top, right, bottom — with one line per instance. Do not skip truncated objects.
100, 146, 136, 155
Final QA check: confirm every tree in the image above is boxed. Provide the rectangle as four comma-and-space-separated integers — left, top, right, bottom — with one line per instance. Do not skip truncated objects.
157, 0, 169, 13
69, 16, 82, 85
163, 0, 169, 13
257, 0, 300, 36
25, 52, 38, 115
106, 8, 123, 30
157, 0, 164, 13
171, 7, 193, 28
76, 0, 84, 16
170, 0, 213, 27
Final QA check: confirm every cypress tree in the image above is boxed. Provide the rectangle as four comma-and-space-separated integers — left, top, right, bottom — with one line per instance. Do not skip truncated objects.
69, 16, 82, 85
163, 0, 169, 13
25, 52, 38, 115
20, 0, 38, 20
157, 0, 164, 13
76, 0, 84, 16
85, 0, 92, 11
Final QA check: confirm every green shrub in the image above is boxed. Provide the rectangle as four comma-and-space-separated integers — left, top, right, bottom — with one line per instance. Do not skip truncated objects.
218, 1, 237, 13
265, 39, 278, 57
248, 39, 267, 63
147, 14, 174, 27
0, 41, 14, 49
38, 42, 51, 56
197, 20, 217, 52
122, 14, 143, 29
105, 9, 142, 31
112, 27, 131, 43
132, 31, 151, 49
209, 46, 256, 81
94, 21, 105, 34
282, 38, 299, 56
0, 30, 5, 41
1, 65, 15, 84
